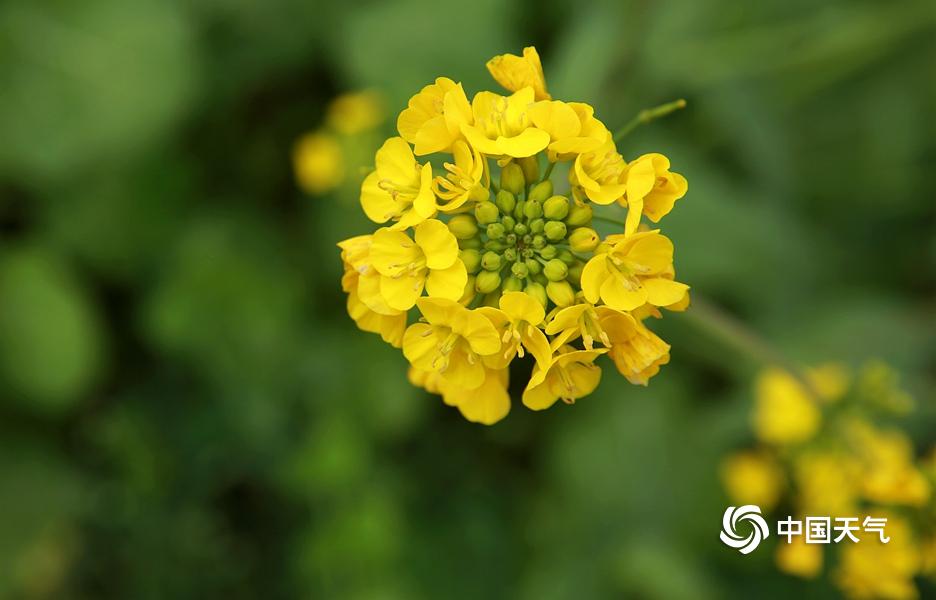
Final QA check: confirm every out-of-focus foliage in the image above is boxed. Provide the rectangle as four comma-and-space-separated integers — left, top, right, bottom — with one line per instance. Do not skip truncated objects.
0, 0, 933, 598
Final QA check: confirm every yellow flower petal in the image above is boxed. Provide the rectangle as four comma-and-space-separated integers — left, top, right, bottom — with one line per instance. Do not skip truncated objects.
486, 46, 550, 101
380, 272, 423, 311
458, 309, 501, 356
499, 291, 545, 325
414, 219, 458, 270
580, 255, 610, 303
369, 228, 420, 277
446, 367, 511, 425
642, 278, 689, 307
600, 277, 648, 311
425, 260, 467, 301
402, 323, 440, 370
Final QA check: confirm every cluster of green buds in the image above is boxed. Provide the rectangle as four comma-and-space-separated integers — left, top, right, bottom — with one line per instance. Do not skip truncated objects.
449, 161, 600, 310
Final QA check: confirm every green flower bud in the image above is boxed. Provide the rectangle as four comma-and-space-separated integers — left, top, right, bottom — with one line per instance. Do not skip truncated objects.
501, 215, 516, 230
495, 190, 516, 215
460, 248, 482, 274
539, 244, 557, 259
469, 184, 490, 203
513, 199, 525, 221
594, 241, 613, 254
514, 223, 528, 236
567, 261, 584, 286
525, 258, 542, 275
484, 239, 507, 252
522, 234, 533, 245
529, 218, 545, 234
517, 156, 540, 185
459, 237, 482, 250
558, 249, 575, 265
568, 227, 600, 252
476, 270, 501, 294
543, 195, 570, 220
474, 201, 499, 225
503, 275, 524, 292
533, 272, 548, 286
544, 258, 568, 282
486, 222, 506, 240
521, 248, 534, 259
566, 199, 593, 226
505, 233, 517, 245
500, 162, 525, 195
532, 235, 546, 249
503, 248, 517, 262
527, 180, 553, 204
448, 214, 478, 239
544, 220, 567, 242
511, 261, 529, 279
524, 199, 543, 220
481, 251, 502, 271
524, 282, 548, 308
546, 280, 575, 307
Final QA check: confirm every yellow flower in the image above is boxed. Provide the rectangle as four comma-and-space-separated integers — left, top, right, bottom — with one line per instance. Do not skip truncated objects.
402, 298, 501, 390
528, 100, 609, 161
326, 90, 384, 135
360, 137, 436, 229
431, 140, 489, 212
460, 88, 550, 158
410, 364, 511, 425
600, 310, 671, 385
486, 46, 550, 101
544, 303, 669, 385
477, 291, 552, 370
617, 153, 688, 234
845, 419, 931, 507
720, 450, 784, 510
794, 450, 859, 516
776, 535, 823, 579
369, 219, 467, 311
836, 513, 920, 600
523, 346, 607, 410
580, 230, 689, 311
338, 235, 407, 347
752, 368, 821, 445
293, 131, 344, 194
397, 77, 473, 156
570, 138, 627, 204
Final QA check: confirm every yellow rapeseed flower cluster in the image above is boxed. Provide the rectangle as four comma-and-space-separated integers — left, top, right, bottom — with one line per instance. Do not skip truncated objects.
294, 90, 385, 194
338, 47, 689, 424
721, 361, 936, 599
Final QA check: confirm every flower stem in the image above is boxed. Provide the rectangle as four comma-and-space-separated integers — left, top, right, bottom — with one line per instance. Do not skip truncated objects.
680, 295, 817, 395
541, 160, 555, 182
613, 98, 687, 142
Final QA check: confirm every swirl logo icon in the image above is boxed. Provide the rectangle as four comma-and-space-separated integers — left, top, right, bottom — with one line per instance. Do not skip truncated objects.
720, 505, 770, 554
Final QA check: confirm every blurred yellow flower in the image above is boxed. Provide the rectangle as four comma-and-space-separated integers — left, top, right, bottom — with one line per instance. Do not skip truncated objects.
846, 419, 931, 507
836, 513, 920, 600
752, 367, 822, 445
720, 450, 784, 510
326, 90, 384, 135
776, 535, 823, 579
794, 450, 860, 516
293, 131, 344, 194
486, 46, 550, 101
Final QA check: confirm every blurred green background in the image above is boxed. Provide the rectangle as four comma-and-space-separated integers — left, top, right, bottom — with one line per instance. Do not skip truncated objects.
0, 0, 934, 598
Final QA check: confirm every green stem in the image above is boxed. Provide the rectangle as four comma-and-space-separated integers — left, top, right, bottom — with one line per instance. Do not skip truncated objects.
613, 98, 687, 142
541, 161, 555, 182
681, 295, 818, 395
